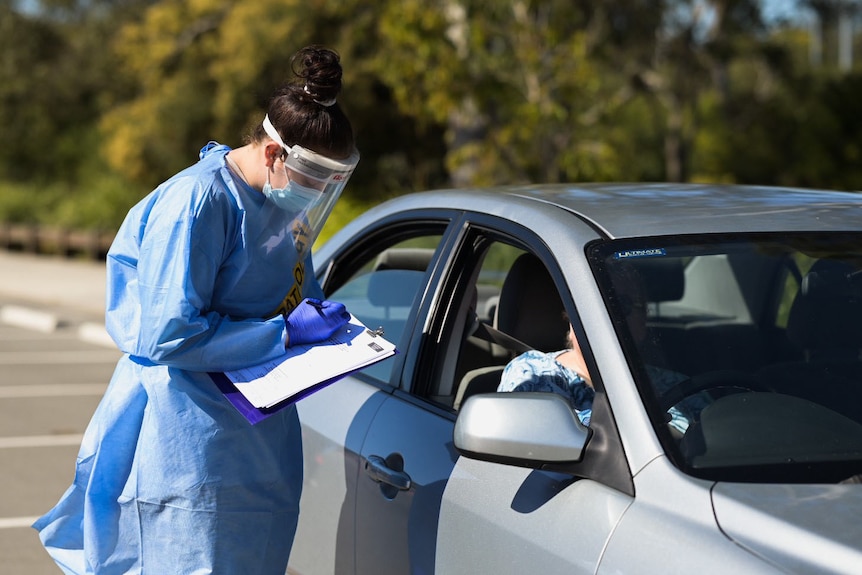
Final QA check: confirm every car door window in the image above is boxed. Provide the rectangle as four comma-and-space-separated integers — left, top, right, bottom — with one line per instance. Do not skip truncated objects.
326, 235, 444, 384
350, 230, 596, 575
415, 233, 583, 414
447, 242, 524, 399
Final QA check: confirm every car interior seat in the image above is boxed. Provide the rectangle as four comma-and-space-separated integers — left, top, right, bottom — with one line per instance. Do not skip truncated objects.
366, 247, 434, 326
454, 253, 568, 409
622, 257, 685, 370
756, 258, 862, 423
785, 258, 862, 361
634, 257, 685, 305
632, 257, 764, 374
682, 259, 862, 458
372, 247, 436, 274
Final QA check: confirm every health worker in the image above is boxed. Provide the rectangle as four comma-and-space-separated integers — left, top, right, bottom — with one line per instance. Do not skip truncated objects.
33, 45, 358, 574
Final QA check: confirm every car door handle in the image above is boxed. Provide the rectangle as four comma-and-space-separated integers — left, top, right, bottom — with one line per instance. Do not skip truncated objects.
364, 454, 412, 491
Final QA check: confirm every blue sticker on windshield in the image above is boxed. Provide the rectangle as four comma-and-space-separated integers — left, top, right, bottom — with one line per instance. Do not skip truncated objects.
614, 248, 667, 259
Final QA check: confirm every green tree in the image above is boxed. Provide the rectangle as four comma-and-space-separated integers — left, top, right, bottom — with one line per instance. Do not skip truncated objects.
3, 0, 860, 239
371, 0, 628, 185
0, 0, 150, 228
0, 2, 68, 182
99, 0, 448, 201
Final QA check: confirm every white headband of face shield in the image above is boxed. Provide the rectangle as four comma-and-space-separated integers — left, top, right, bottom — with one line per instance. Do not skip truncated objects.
261, 114, 359, 186
260, 114, 359, 257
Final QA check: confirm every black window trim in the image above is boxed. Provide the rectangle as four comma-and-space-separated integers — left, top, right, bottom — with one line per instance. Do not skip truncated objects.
316, 208, 462, 395
412, 211, 636, 496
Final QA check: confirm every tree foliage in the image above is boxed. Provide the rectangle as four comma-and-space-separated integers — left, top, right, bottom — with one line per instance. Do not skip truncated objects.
1, 0, 861, 233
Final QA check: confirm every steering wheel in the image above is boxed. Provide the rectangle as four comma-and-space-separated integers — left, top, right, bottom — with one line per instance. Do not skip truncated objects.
658, 369, 770, 412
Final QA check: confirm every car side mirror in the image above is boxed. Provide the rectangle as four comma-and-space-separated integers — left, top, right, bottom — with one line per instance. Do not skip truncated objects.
454, 392, 591, 468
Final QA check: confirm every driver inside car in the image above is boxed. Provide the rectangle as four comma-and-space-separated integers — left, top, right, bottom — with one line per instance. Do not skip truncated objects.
497, 324, 595, 425
611, 261, 708, 434
496, 264, 709, 435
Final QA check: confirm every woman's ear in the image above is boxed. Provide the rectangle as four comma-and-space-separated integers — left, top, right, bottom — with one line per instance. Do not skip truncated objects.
264, 142, 282, 167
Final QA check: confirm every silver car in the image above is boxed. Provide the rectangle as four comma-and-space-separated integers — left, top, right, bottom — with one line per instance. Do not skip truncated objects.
288, 184, 862, 575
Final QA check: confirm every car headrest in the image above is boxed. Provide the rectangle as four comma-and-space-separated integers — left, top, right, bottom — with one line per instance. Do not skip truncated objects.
367, 269, 426, 308
628, 258, 685, 302
786, 258, 862, 354
372, 248, 435, 272
495, 253, 568, 352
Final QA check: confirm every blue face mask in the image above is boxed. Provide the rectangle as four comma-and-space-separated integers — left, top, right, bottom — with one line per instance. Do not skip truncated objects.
262, 172, 324, 212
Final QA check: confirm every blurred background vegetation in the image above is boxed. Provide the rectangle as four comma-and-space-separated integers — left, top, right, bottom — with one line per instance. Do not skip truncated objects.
1, 0, 861, 246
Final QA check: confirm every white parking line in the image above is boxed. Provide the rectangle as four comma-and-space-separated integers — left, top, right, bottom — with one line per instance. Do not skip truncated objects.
0, 305, 58, 333
0, 351, 120, 364
0, 304, 104, 536
78, 322, 115, 348
0, 434, 84, 449
0, 384, 105, 398
0, 330, 78, 341
0, 516, 39, 529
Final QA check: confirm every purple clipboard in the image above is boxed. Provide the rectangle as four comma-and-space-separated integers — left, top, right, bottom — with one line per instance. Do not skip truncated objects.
210, 370, 353, 425
210, 348, 398, 425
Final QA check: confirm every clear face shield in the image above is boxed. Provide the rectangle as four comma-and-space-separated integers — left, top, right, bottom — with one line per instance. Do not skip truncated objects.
262, 115, 359, 256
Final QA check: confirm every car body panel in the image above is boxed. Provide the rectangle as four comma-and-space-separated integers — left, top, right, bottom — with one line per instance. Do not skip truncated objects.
436, 457, 632, 575
290, 380, 390, 574
355, 394, 459, 574
289, 185, 862, 575
712, 483, 862, 573
316, 186, 862, 261
509, 183, 862, 236
599, 458, 781, 574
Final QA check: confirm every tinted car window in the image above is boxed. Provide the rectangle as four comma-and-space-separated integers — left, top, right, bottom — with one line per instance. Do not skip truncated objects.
449, 240, 576, 411
327, 236, 443, 383
589, 233, 862, 483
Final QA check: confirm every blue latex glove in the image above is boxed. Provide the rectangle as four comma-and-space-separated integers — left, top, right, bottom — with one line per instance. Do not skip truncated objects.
284, 298, 351, 347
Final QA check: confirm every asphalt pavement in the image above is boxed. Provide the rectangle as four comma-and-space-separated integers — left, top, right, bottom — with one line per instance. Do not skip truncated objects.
0, 249, 119, 573
0, 250, 112, 347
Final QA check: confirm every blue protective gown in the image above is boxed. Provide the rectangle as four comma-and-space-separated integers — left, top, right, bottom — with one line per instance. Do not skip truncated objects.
33, 144, 323, 574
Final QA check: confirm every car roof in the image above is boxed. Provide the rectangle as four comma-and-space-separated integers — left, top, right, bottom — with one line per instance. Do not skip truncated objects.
367, 183, 862, 239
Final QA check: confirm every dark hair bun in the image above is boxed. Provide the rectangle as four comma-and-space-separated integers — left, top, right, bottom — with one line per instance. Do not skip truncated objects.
291, 46, 342, 105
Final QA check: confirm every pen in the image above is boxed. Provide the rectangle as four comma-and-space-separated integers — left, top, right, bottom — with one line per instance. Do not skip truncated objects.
306, 299, 325, 314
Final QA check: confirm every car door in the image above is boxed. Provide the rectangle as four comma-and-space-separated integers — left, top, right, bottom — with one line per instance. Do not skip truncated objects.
346, 215, 480, 575
351, 214, 635, 574
354, 394, 460, 574
430, 220, 634, 575
293, 208, 636, 575
289, 214, 456, 575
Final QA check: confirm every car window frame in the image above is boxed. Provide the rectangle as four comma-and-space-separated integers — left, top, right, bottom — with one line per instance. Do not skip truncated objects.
405, 211, 635, 495
587, 231, 862, 484
318, 205, 635, 495
315, 209, 461, 393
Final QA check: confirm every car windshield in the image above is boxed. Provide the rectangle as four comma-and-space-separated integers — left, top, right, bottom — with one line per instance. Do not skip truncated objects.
589, 233, 862, 483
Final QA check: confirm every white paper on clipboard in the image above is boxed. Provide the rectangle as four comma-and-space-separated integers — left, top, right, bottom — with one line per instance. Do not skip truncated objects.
224, 314, 395, 408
